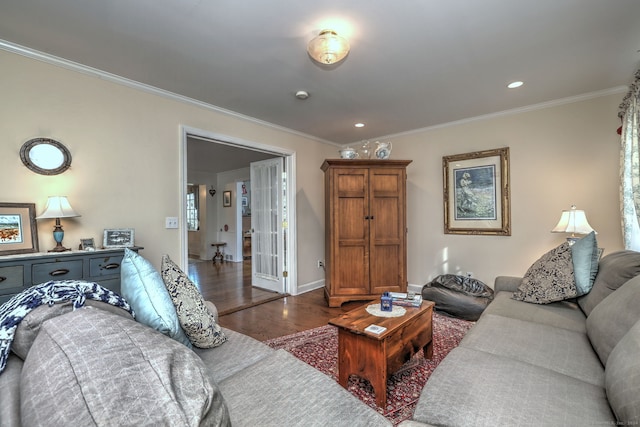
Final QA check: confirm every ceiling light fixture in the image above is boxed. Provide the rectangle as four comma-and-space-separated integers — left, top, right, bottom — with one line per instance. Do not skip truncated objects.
507, 81, 524, 89
355, 123, 365, 128
307, 29, 350, 65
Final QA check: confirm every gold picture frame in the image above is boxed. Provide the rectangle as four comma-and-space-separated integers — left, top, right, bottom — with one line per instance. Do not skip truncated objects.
0, 202, 39, 255
443, 147, 511, 236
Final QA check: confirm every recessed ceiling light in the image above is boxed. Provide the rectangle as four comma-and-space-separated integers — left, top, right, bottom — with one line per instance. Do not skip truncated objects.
354, 123, 365, 128
507, 81, 524, 89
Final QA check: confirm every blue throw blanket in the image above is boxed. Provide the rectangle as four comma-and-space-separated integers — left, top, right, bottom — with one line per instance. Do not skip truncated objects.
0, 280, 134, 374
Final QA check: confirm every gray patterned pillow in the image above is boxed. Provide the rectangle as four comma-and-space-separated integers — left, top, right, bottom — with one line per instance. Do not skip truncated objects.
160, 255, 227, 348
512, 242, 577, 304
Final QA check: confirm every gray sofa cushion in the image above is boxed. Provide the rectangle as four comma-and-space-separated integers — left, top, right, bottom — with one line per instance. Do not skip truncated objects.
483, 292, 587, 333
10, 300, 133, 360
460, 314, 604, 386
606, 320, 640, 424
579, 250, 640, 316
194, 327, 276, 383
586, 274, 640, 365
20, 307, 230, 427
413, 346, 615, 426
0, 354, 22, 427
219, 349, 391, 427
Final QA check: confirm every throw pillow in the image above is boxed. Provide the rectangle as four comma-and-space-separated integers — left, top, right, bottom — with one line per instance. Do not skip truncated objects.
512, 242, 577, 304
20, 308, 231, 427
570, 231, 600, 296
120, 248, 191, 347
160, 255, 227, 348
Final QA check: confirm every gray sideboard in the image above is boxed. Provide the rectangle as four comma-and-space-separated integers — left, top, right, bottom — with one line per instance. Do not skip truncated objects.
0, 247, 143, 305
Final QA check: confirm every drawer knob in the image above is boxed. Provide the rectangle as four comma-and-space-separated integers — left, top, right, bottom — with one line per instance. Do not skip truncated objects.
0, 276, 5, 283
102, 263, 120, 270
49, 269, 70, 276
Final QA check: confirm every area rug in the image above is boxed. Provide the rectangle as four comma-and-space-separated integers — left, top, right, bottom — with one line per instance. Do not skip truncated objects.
265, 312, 474, 425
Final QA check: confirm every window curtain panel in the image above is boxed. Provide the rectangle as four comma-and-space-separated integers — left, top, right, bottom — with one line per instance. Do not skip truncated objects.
620, 69, 640, 250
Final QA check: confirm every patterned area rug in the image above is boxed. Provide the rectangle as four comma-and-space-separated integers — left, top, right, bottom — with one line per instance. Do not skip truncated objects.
265, 311, 474, 425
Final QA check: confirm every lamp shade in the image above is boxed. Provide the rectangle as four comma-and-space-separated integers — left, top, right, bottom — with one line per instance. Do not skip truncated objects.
551, 205, 595, 235
37, 196, 80, 219
307, 30, 350, 65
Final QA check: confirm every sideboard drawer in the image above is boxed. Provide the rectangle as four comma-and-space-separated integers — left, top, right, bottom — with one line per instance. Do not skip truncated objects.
0, 265, 24, 291
32, 260, 83, 283
89, 255, 123, 278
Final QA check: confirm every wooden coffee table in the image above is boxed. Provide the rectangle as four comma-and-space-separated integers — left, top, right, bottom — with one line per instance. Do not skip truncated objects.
329, 300, 435, 408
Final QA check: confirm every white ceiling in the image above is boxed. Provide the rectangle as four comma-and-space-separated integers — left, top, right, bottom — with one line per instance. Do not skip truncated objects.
1, 0, 639, 144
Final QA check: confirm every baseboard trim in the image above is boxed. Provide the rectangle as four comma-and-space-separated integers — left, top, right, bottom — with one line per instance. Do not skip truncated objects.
294, 279, 324, 295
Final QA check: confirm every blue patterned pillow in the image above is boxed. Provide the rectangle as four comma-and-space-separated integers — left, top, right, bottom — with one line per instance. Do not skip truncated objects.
512, 243, 577, 304
570, 231, 599, 296
120, 249, 191, 347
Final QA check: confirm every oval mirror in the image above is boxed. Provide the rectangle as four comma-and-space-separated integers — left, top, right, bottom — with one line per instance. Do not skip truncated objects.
20, 138, 72, 175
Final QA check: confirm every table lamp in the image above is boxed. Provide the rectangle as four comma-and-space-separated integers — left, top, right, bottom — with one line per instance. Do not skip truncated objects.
551, 205, 596, 245
37, 196, 80, 252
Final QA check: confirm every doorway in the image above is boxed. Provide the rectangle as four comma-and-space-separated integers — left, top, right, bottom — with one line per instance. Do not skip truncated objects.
179, 126, 298, 299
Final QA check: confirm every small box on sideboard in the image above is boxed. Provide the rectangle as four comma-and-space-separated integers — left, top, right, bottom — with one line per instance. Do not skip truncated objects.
0, 247, 143, 305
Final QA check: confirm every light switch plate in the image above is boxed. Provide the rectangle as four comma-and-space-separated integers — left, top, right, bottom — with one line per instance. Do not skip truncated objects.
165, 217, 178, 229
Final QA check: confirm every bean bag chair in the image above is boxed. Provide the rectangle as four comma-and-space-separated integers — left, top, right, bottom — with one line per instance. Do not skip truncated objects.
422, 274, 494, 321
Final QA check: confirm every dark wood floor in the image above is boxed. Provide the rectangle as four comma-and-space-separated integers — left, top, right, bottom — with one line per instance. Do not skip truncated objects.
188, 259, 365, 341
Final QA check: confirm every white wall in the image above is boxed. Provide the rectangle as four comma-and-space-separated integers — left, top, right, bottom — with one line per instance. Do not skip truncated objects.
392, 92, 624, 287
0, 50, 335, 292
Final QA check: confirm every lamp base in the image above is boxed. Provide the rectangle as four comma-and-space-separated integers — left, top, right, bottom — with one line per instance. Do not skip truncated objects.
48, 221, 70, 252
566, 237, 579, 246
48, 242, 71, 252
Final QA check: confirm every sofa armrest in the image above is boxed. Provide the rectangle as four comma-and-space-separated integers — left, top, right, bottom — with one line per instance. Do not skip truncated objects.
494, 276, 523, 293
204, 301, 219, 323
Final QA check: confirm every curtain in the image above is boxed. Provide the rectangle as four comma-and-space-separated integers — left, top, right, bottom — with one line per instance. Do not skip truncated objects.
620, 69, 640, 249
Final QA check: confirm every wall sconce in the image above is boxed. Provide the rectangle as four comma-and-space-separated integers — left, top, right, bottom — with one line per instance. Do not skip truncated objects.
209, 186, 216, 197
551, 205, 596, 245
307, 29, 350, 65
36, 196, 80, 252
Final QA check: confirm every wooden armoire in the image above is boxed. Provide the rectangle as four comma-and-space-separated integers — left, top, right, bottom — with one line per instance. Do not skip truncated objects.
321, 159, 412, 307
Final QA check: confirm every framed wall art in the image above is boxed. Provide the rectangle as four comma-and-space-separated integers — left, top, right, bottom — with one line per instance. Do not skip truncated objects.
103, 228, 135, 248
0, 202, 39, 255
443, 147, 511, 236
223, 191, 232, 207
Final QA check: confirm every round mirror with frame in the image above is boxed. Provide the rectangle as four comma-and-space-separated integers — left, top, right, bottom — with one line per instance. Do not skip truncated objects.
20, 138, 72, 175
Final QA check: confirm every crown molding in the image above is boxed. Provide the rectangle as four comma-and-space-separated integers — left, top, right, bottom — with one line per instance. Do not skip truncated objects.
356, 86, 628, 145
0, 39, 334, 146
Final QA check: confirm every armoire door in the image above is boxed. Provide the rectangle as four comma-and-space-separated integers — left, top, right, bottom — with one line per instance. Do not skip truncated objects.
368, 167, 407, 294
331, 167, 370, 295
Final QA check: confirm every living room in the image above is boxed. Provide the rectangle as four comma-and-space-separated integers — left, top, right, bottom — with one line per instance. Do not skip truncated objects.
1, 5, 635, 295
2, 2, 640, 426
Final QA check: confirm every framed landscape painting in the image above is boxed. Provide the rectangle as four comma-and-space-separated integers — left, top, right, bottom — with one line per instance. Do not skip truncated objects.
443, 147, 511, 235
0, 202, 39, 255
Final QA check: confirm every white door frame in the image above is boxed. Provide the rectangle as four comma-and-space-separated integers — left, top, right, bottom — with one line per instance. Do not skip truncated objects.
179, 125, 298, 295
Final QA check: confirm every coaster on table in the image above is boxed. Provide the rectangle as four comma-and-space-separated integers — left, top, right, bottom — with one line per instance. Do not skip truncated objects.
366, 304, 406, 318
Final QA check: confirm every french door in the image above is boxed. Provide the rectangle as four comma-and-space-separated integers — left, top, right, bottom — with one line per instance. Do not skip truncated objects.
250, 157, 286, 293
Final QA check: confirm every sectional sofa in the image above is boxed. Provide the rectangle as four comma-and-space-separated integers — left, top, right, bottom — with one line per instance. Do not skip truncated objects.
0, 249, 391, 427
401, 249, 640, 426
